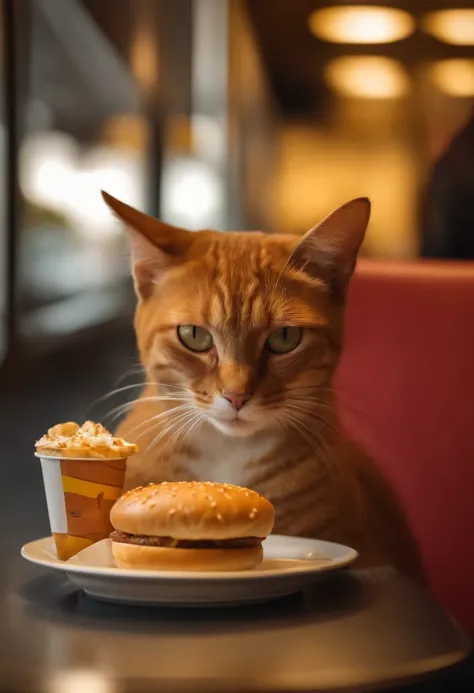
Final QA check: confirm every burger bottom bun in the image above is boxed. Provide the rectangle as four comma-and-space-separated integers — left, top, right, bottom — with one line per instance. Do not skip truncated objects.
112, 541, 263, 572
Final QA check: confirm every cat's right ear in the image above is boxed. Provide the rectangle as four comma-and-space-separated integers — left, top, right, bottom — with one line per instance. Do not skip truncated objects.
102, 192, 192, 299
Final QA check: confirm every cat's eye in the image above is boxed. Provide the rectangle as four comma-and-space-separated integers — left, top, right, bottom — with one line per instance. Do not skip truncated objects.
266, 326, 303, 354
177, 325, 213, 352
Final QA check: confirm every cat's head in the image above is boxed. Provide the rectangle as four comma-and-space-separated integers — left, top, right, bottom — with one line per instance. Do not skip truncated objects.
103, 192, 370, 437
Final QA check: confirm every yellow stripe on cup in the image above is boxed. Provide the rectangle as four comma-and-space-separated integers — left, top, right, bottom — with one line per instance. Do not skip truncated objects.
61, 475, 123, 500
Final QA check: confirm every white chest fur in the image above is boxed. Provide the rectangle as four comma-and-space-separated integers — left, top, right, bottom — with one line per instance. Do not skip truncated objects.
186, 426, 280, 487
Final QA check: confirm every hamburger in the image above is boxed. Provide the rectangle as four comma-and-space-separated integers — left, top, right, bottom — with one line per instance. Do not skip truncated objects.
110, 481, 275, 571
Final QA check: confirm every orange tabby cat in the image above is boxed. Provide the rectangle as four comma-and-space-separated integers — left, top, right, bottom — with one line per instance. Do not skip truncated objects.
103, 191, 425, 582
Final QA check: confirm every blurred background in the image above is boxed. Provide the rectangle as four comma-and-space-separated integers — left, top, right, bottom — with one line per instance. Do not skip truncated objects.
0, 0, 473, 449
1, 0, 473, 367
0, 0, 473, 371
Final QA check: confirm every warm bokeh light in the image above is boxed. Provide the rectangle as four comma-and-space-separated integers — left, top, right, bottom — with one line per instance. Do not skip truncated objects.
274, 122, 419, 256
308, 6, 414, 44
422, 9, 474, 46
428, 59, 474, 97
161, 156, 223, 229
20, 131, 78, 210
102, 114, 149, 152
49, 669, 115, 693
20, 131, 145, 238
131, 27, 159, 90
325, 56, 410, 99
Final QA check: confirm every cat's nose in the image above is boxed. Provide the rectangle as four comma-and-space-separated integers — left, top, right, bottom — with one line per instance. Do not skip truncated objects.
222, 392, 252, 411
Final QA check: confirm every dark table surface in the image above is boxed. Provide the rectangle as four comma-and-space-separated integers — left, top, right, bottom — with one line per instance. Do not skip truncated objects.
2, 560, 471, 693
1, 335, 472, 692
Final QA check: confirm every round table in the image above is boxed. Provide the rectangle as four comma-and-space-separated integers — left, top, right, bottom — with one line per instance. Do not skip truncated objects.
2, 561, 470, 693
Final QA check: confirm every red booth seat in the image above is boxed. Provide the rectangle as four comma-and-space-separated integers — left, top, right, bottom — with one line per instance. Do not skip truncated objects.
336, 260, 474, 632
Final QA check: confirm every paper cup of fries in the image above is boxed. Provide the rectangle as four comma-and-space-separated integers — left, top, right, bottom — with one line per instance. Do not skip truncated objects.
35, 421, 138, 560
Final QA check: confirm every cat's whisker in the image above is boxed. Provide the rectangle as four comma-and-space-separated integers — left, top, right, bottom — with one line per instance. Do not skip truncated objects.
111, 365, 145, 389
285, 384, 334, 393
146, 382, 192, 393
136, 411, 195, 449
102, 395, 191, 424
283, 408, 337, 478
93, 381, 192, 413
284, 401, 339, 428
146, 408, 198, 454
283, 411, 326, 463
144, 416, 186, 456
286, 397, 336, 414
182, 412, 205, 446
285, 386, 334, 398
175, 413, 200, 456
90, 383, 148, 412
307, 386, 379, 426
284, 402, 346, 450
86, 378, 144, 417
128, 404, 195, 439
295, 383, 365, 405
162, 410, 202, 461
150, 411, 198, 460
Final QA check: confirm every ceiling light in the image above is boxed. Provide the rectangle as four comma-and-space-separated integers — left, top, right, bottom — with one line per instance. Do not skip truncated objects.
422, 10, 474, 45
309, 6, 414, 44
325, 56, 410, 99
428, 60, 474, 97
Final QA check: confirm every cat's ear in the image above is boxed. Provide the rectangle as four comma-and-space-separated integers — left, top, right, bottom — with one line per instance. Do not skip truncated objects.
102, 191, 192, 299
292, 197, 370, 299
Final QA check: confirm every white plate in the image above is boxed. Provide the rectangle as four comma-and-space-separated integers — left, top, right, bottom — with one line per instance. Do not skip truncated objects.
21, 535, 357, 606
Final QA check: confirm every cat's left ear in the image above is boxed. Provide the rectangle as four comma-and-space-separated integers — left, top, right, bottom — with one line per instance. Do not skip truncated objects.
292, 197, 370, 299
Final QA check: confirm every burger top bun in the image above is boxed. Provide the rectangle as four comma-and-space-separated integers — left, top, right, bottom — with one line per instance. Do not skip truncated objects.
111, 481, 275, 540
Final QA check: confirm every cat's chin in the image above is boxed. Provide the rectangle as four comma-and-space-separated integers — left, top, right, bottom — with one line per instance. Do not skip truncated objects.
207, 417, 263, 437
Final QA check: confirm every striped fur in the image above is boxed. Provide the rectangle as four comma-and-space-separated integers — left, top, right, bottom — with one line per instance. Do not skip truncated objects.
103, 193, 426, 583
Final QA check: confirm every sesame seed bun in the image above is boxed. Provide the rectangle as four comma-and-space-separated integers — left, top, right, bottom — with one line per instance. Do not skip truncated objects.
110, 481, 275, 571
110, 481, 275, 540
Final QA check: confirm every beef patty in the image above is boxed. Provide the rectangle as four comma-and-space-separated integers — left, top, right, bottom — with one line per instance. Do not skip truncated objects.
110, 530, 262, 549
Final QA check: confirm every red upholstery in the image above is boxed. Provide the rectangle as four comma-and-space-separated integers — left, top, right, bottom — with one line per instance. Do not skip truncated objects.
335, 259, 474, 632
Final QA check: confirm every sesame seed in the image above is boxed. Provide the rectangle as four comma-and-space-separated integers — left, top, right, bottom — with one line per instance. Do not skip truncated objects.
217, 513, 223, 522
249, 511, 256, 519
211, 501, 217, 508
244, 492, 250, 497
169, 509, 176, 516
224, 493, 231, 500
